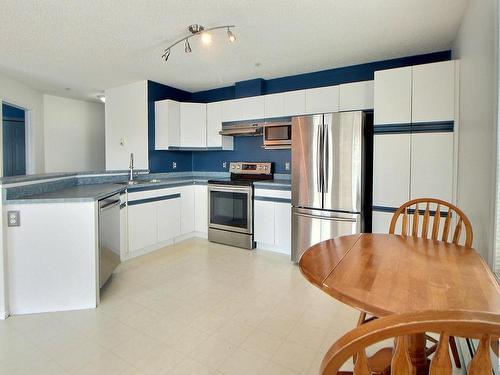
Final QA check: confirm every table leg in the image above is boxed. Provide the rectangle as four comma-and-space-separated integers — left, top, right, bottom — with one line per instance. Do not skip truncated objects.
408, 333, 430, 375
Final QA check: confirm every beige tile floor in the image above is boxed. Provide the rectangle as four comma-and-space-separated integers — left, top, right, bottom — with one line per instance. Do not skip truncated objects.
0, 239, 392, 374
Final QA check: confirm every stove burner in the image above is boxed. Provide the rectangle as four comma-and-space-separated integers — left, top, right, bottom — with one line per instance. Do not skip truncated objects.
208, 162, 274, 186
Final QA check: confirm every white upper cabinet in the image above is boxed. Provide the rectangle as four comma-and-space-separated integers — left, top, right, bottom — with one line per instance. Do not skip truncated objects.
412, 61, 455, 123
105, 80, 149, 169
221, 96, 265, 122
180, 102, 206, 147
207, 102, 233, 149
339, 81, 374, 111
305, 85, 339, 114
155, 99, 180, 150
207, 102, 222, 147
374, 67, 412, 125
264, 90, 306, 118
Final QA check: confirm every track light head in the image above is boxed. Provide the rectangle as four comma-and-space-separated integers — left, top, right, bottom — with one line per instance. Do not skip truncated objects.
184, 39, 192, 53
227, 28, 236, 43
162, 48, 171, 61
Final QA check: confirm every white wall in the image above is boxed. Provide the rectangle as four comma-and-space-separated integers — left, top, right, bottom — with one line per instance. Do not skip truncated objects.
452, 0, 498, 266
43, 95, 105, 172
105, 80, 149, 170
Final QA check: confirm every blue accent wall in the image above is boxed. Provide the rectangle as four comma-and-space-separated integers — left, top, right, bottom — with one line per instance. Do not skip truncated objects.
148, 50, 451, 173
192, 136, 290, 173
147, 81, 192, 172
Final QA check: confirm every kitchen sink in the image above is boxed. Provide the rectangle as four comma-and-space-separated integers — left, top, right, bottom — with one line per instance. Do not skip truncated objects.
117, 180, 141, 185
117, 179, 164, 185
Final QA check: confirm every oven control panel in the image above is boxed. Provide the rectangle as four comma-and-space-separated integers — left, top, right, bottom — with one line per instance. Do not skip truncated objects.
229, 162, 272, 175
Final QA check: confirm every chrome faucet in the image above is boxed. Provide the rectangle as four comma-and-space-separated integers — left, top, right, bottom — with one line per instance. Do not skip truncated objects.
129, 153, 134, 181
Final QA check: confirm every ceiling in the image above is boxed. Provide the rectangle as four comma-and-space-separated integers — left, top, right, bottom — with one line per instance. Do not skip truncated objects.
0, 0, 468, 102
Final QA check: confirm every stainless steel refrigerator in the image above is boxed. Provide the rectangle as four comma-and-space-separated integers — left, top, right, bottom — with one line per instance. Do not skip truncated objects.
291, 111, 365, 262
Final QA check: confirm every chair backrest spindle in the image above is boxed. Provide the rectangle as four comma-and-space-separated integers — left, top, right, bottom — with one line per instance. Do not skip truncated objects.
388, 198, 473, 248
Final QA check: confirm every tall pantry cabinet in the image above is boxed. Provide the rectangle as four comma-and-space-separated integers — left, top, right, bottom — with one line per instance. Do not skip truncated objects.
372, 60, 458, 233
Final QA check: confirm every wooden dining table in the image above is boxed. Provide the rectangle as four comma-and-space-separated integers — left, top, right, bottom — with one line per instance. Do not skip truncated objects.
299, 233, 500, 374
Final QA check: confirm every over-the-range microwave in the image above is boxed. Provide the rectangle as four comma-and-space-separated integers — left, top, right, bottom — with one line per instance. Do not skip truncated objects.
263, 122, 292, 148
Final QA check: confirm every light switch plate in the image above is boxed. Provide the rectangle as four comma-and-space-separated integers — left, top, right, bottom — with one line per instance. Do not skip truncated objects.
7, 211, 20, 227
285, 162, 290, 171
222, 162, 227, 169
172, 162, 177, 169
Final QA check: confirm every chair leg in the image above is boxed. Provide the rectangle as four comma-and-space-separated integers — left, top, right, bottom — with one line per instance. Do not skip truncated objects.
449, 336, 461, 368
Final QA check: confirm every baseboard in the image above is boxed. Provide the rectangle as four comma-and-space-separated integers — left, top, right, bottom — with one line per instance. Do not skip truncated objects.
122, 231, 209, 261
255, 242, 291, 256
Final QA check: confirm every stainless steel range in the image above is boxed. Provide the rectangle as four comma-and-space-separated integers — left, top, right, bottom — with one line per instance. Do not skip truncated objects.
208, 162, 273, 249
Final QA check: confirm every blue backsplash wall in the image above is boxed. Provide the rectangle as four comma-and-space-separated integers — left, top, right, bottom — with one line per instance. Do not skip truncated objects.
148, 50, 451, 174
192, 137, 290, 173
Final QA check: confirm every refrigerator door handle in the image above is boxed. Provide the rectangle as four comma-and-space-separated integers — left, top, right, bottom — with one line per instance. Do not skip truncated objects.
294, 212, 357, 222
323, 123, 329, 194
316, 124, 323, 193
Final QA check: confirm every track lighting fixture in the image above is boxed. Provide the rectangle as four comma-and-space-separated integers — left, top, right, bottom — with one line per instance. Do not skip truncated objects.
161, 24, 236, 62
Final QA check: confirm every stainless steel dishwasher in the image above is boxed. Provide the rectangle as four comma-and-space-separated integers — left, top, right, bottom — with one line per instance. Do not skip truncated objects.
98, 193, 121, 288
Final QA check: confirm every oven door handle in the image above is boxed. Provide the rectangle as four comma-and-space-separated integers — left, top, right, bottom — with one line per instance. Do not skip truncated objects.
208, 185, 253, 193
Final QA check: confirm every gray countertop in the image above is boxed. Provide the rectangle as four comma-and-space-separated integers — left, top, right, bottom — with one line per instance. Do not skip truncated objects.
5, 174, 290, 204
6, 184, 126, 204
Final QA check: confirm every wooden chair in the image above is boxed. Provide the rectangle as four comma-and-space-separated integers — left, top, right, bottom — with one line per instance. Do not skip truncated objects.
357, 198, 474, 368
322, 310, 500, 375
388, 198, 473, 247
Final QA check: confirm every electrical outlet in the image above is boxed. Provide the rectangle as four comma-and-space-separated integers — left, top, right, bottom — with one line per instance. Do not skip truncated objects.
285, 162, 290, 171
7, 211, 20, 227
172, 162, 177, 169
222, 162, 227, 169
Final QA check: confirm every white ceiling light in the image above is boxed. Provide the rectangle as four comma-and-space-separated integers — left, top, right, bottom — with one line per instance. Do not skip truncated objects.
97, 95, 105, 103
162, 24, 236, 62
200, 31, 212, 46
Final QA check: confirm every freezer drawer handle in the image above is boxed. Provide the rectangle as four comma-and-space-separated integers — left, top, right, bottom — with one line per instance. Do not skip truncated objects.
294, 212, 357, 222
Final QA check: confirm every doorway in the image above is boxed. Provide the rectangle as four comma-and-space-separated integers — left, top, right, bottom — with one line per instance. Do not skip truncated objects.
2, 102, 26, 177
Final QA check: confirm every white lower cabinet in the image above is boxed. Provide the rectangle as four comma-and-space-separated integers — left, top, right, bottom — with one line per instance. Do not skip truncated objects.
157, 196, 181, 242
128, 201, 157, 255
274, 202, 291, 251
194, 185, 208, 233
254, 200, 275, 244
410, 132, 454, 202
179, 186, 195, 235
373, 133, 411, 208
254, 191, 291, 255
372, 211, 393, 234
